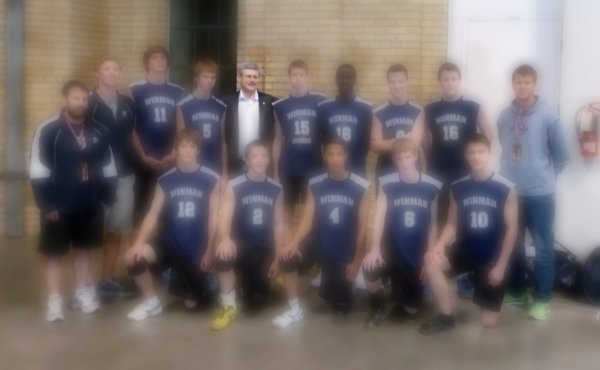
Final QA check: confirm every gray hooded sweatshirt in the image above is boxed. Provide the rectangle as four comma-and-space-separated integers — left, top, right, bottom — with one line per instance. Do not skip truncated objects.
497, 98, 569, 196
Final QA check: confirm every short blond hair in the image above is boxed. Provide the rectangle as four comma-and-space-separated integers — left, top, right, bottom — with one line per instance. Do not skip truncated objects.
391, 137, 418, 156
95, 55, 121, 72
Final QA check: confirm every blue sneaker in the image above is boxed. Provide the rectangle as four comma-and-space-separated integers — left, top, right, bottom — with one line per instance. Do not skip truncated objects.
97, 280, 130, 299
456, 273, 474, 299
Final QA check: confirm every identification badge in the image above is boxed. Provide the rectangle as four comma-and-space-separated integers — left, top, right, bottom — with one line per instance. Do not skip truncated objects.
81, 163, 89, 182
512, 143, 522, 162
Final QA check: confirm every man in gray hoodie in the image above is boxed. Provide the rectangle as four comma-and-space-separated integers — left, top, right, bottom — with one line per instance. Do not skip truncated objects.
497, 64, 569, 320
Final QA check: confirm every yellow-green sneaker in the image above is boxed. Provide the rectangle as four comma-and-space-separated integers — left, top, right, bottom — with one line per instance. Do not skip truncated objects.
211, 305, 236, 331
528, 302, 550, 320
504, 292, 528, 306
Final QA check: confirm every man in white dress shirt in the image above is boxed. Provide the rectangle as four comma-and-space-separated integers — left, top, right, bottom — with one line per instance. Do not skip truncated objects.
224, 62, 277, 175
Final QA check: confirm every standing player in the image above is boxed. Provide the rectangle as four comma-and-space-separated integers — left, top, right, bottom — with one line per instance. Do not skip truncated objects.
211, 140, 284, 330
130, 45, 185, 224
273, 138, 370, 328
371, 64, 424, 181
272, 59, 326, 229
362, 138, 441, 327
318, 64, 372, 176
88, 56, 137, 298
177, 59, 228, 177
124, 129, 220, 321
30, 80, 117, 321
419, 134, 518, 334
425, 63, 493, 227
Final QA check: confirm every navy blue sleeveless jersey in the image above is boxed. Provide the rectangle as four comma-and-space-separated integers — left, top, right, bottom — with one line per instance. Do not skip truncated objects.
451, 173, 514, 264
309, 172, 369, 264
230, 174, 282, 249
317, 97, 372, 175
272, 92, 327, 177
157, 166, 220, 259
379, 172, 441, 268
130, 80, 184, 159
177, 94, 227, 174
425, 98, 480, 182
374, 101, 422, 177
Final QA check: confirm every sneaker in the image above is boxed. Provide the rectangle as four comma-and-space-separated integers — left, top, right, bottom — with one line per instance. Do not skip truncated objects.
310, 272, 322, 288
505, 292, 529, 306
46, 294, 64, 322
272, 308, 304, 329
354, 268, 367, 290
419, 315, 455, 335
456, 273, 474, 299
211, 305, 236, 331
528, 302, 550, 320
127, 298, 162, 321
73, 286, 101, 313
97, 280, 130, 299
365, 307, 387, 328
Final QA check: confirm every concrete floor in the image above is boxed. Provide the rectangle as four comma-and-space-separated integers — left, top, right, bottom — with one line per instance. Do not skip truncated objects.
1, 238, 600, 370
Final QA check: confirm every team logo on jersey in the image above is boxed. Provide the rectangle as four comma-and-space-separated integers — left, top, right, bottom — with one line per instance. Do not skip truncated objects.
122, 111, 128, 117
92, 136, 99, 144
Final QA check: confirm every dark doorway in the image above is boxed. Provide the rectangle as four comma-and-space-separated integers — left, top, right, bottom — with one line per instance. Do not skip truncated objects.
169, 0, 238, 95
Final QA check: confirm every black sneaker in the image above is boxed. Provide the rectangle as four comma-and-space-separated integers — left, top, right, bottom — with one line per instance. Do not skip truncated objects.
366, 307, 387, 328
97, 280, 131, 300
418, 315, 455, 335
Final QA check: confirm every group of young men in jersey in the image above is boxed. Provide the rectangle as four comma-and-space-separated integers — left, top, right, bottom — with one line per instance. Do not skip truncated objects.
31, 44, 568, 336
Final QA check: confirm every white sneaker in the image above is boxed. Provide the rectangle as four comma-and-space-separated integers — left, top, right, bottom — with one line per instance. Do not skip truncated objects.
127, 298, 162, 321
73, 287, 101, 313
272, 308, 303, 328
310, 272, 322, 288
354, 268, 367, 290
46, 294, 64, 322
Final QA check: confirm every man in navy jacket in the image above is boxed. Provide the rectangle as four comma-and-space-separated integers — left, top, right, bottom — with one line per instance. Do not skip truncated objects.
30, 80, 117, 322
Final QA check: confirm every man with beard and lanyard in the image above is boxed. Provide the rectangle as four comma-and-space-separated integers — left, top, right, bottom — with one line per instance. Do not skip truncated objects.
30, 80, 117, 322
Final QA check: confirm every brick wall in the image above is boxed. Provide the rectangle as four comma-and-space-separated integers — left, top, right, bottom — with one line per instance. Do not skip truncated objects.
238, 0, 448, 102
237, 0, 449, 231
3, 0, 448, 235
19, 0, 169, 235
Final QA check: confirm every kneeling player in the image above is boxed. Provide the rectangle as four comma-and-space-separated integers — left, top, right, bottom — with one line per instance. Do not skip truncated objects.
124, 129, 220, 321
419, 134, 517, 334
211, 140, 284, 330
273, 138, 369, 328
362, 138, 441, 327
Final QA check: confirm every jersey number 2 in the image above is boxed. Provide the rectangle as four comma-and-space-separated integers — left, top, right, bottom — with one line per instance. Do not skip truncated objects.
252, 208, 264, 225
